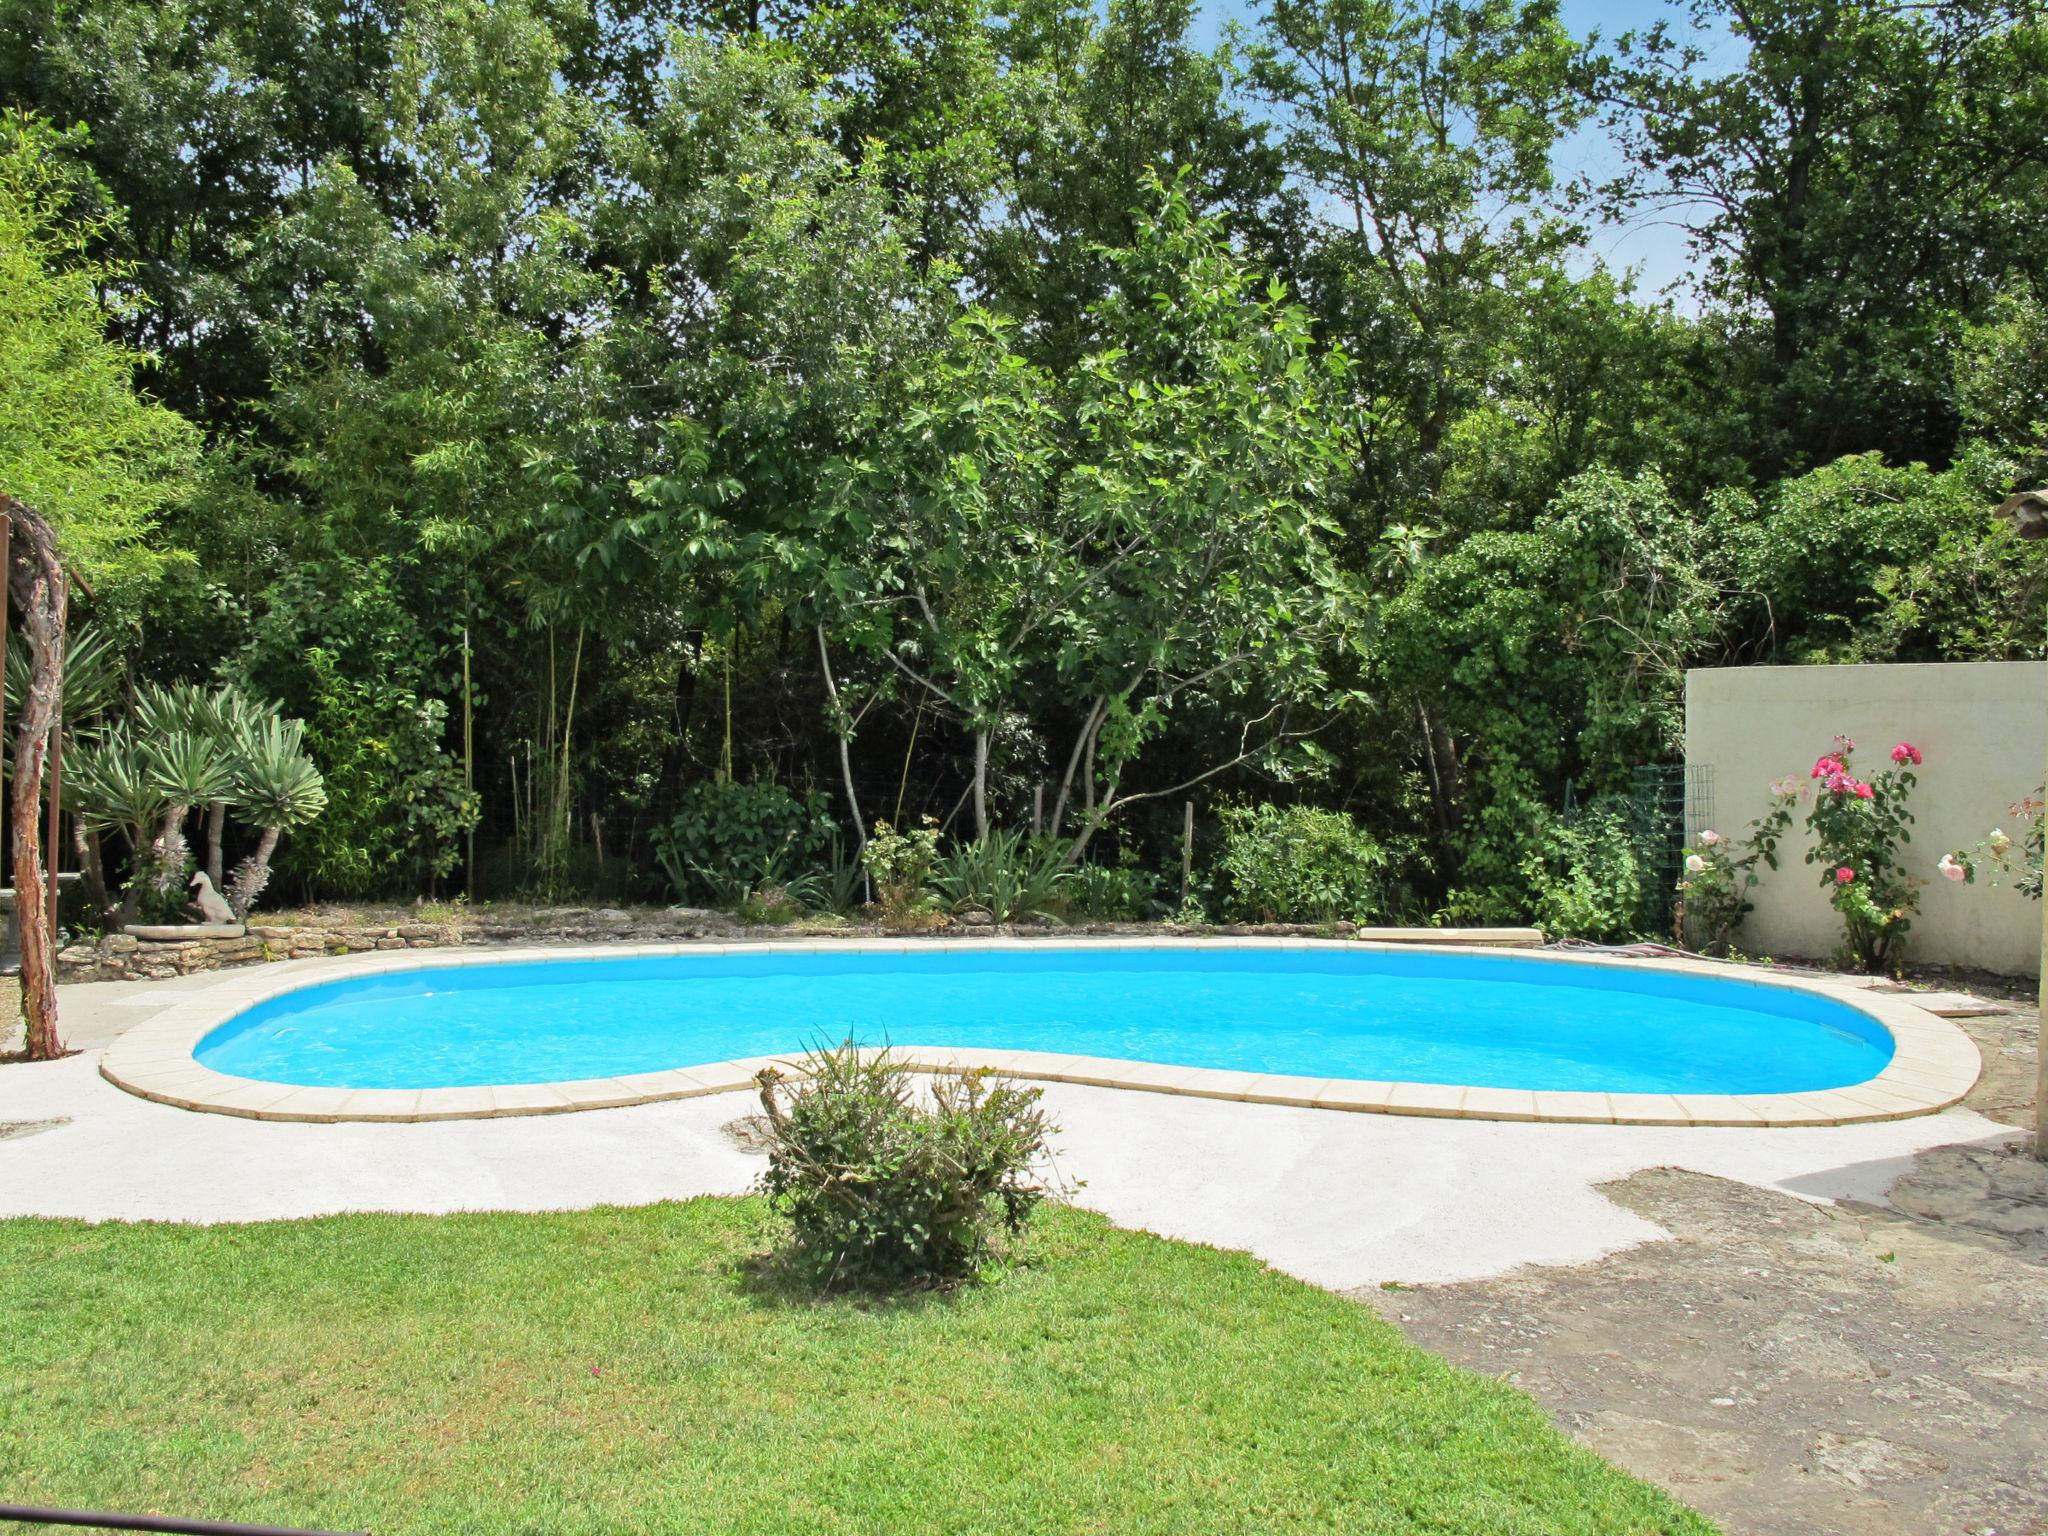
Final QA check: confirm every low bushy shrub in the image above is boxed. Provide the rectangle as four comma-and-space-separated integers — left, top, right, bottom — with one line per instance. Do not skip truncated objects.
1215, 803, 1386, 923
753, 1044, 1055, 1288
859, 818, 942, 921
1519, 803, 1644, 942
651, 779, 831, 903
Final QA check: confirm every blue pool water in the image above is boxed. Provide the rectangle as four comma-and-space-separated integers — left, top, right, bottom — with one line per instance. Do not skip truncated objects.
194, 947, 1895, 1096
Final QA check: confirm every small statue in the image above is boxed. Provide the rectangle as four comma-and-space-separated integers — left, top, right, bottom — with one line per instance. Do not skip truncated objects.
187, 870, 237, 925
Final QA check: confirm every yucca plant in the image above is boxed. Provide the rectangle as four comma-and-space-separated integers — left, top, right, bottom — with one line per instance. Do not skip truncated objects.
224, 715, 327, 917
199, 686, 262, 887
66, 725, 174, 924
3, 621, 123, 727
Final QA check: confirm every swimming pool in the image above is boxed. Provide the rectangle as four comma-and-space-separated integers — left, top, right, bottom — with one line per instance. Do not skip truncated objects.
191, 944, 1896, 1097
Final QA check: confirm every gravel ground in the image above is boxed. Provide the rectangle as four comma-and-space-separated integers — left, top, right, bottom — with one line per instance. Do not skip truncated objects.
1365, 990, 2047, 1536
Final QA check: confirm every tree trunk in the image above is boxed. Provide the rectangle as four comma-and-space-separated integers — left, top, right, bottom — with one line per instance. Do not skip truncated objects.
1048, 696, 1107, 839
3, 497, 66, 1060
204, 799, 227, 888
971, 729, 990, 840
814, 626, 866, 851
72, 819, 113, 930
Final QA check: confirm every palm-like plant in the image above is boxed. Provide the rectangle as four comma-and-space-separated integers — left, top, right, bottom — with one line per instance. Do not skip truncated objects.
66, 725, 173, 924
197, 686, 261, 886
143, 727, 236, 843
64, 680, 330, 925
225, 716, 327, 917
66, 727, 165, 849
4, 620, 124, 728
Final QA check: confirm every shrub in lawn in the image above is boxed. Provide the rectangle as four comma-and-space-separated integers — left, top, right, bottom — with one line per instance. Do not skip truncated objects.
1215, 802, 1386, 923
753, 1043, 1054, 1287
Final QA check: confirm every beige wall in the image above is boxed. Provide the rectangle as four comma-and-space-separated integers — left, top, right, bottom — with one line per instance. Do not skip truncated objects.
1684, 662, 2048, 976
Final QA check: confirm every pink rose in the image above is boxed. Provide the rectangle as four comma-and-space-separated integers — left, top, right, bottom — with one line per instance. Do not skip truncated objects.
1811, 755, 1841, 780
1890, 742, 1922, 766
1853, 781, 1874, 800
1700, 829, 1724, 846
1835, 866, 1855, 884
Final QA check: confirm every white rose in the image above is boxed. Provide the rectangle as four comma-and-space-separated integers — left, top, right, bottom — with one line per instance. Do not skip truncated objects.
1684, 853, 1706, 874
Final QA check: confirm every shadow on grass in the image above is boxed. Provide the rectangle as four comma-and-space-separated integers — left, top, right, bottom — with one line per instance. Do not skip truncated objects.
724, 1247, 973, 1314
724, 1215, 1059, 1314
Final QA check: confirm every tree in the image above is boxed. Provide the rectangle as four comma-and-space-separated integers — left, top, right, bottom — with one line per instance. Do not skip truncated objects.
1, 497, 66, 1058
1593, 0, 2048, 473
1378, 468, 1725, 915
1246, 0, 1588, 520
0, 112, 199, 1058
864, 179, 1361, 849
976, 0, 1287, 370
0, 112, 198, 589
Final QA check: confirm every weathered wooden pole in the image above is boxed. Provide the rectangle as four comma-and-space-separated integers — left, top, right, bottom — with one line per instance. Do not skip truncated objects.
0, 495, 66, 1059
1993, 490, 2048, 1160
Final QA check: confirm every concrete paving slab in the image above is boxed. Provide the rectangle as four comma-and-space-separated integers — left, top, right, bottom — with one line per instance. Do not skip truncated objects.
0, 1046, 2016, 1290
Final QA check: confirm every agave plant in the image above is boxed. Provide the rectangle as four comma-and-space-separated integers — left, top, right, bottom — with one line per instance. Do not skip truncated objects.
224, 715, 327, 917
932, 828, 1075, 923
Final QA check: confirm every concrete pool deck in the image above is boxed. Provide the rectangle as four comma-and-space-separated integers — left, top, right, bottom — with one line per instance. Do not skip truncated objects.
0, 952, 2022, 1290
97, 938, 1982, 1127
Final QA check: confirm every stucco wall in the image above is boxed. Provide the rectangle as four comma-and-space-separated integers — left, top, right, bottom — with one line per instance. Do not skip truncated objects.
1683, 662, 2047, 975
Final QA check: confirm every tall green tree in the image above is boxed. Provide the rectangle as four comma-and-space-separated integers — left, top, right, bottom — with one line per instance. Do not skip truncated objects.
0, 111, 198, 589
1246, 0, 1588, 521
1594, 0, 2048, 472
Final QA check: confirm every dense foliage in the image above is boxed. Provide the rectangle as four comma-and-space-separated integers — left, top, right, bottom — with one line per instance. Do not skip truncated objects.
4, 0, 2046, 937
1214, 803, 1387, 924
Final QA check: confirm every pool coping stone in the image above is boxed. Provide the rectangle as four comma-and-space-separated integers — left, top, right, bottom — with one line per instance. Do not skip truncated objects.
97, 938, 1982, 1129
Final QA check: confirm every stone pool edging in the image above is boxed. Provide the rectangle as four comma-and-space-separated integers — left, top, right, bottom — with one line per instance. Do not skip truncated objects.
96, 938, 1983, 1129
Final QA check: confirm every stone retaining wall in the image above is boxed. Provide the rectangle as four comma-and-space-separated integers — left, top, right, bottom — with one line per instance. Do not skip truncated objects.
52, 907, 1402, 983
57, 908, 750, 983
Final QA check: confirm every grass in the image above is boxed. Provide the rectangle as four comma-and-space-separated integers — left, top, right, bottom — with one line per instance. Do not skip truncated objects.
0, 1201, 1712, 1535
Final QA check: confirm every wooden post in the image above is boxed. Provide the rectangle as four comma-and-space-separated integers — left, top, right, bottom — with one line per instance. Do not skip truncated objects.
1033, 783, 1043, 837
45, 701, 59, 938
1, 496, 66, 1059
0, 510, 8, 768
1181, 799, 1195, 906
461, 625, 474, 899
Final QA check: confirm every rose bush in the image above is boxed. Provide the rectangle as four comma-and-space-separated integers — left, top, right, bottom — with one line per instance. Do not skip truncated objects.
1800, 737, 1922, 974
1676, 801, 1792, 956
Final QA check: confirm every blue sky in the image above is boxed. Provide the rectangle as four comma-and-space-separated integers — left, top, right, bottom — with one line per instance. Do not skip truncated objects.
1193, 0, 1742, 301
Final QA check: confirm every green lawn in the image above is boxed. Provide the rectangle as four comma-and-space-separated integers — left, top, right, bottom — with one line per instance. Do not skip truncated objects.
0, 1200, 1710, 1535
